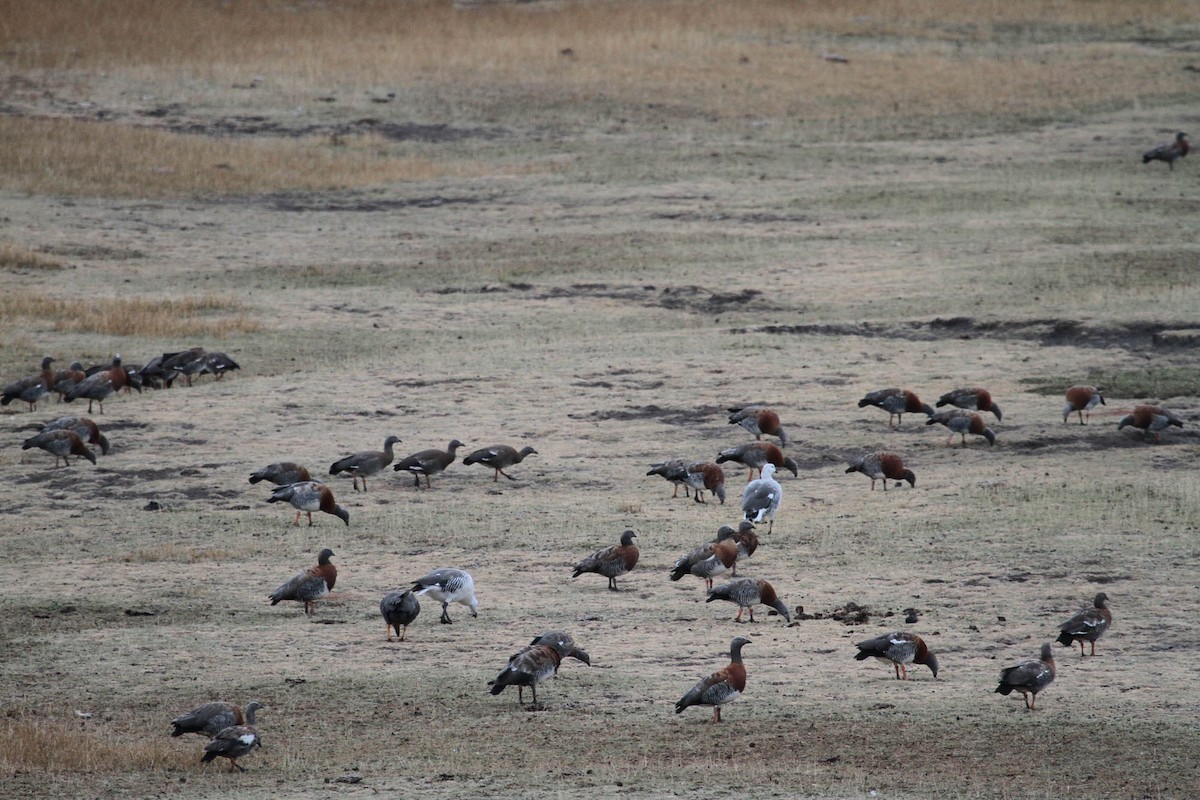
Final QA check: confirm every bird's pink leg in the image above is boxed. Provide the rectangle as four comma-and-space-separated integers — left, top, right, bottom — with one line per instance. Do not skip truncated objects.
293, 511, 301, 526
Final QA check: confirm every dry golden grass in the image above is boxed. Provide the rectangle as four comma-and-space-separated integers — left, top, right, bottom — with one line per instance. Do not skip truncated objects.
0, 716, 187, 773
4, 1, 1198, 132
118, 544, 247, 564
0, 242, 63, 271
0, 118, 503, 198
1, 292, 260, 337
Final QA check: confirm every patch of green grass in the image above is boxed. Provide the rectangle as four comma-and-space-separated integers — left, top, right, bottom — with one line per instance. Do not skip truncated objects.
1020, 367, 1200, 400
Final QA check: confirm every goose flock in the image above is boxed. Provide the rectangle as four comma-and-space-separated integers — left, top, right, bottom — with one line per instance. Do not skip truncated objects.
1, 341, 1182, 773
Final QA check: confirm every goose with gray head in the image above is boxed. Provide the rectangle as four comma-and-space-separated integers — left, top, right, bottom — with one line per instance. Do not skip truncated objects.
393, 439, 465, 488
329, 435, 401, 492
462, 444, 538, 482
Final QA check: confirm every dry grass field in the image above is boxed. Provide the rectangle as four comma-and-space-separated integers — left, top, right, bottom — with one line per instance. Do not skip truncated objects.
2, 1, 1200, 797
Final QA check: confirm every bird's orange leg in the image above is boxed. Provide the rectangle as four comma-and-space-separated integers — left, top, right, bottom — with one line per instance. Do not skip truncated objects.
306, 511, 314, 526
293, 510, 301, 526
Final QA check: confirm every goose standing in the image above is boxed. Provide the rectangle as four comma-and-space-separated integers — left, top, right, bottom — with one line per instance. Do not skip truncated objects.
646, 458, 692, 498
936, 387, 1002, 421
411, 568, 479, 624
741, 463, 782, 533
995, 643, 1055, 710
21, 429, 96, 466
1142, 131, 1189, 170
716, 441, 798, 482
489, 643, 562, 707
393, 439, 465, 488
268, 548, 337, 616
248, 462, 312, 486
845, 451, 915, 491
200, 702, 263, 772
675, 637, 751, 724
266, 480, 349, 526
1118, 405, 1183, 441
1, 356, 55, 411
1056, 592, 1113, 656
727, 405, 789, 447
39, 416, 110, 456
1063, 385, 1105, 425
571, 529, 639, 591
462, 444, 538, 482
380, 589, 421, 641
706, 578, 791, 624
857, 388, 934, 429
854, 631, 939, 680
329, 435, 401, 492
171, 701, 262, 738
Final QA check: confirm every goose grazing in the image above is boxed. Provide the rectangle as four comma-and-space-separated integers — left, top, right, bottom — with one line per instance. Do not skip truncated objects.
267, 480, 349, 526
707, 578, 790, 624
926, 409, 996, 446
200, 703, 263, 772
1056, 592, 1113, 657
171, 700, 262, 738
1063, 385, 1105, 425
670, 536, 723, 584
63, 355, 127, 414
529, 631, 591, 670
1143, 131, 1189, 170
1, 356, 55, 411
1118, 405, 1183, 441
675, 636, 751, 724
845, 451, 915, 491
411, 568, 479, 624
49, 361, 86, 401
21, 429, 96, 466
727, 405, 789, 447
741, 463, 782, 533
684, 461, 726, 504
854, 631, 939, 680
329, 435, 401, 492
204, 351, 240, 380
159, 348, 208, 387
248, 462, 312, 486
489, 643, 562, 707
393, 439, 465, 488
858, 388, 934, 428
571, 529, 639, 591
716, 441, 798, 482
40, 416, 110, 455
936, 387, 1002, 421
647, 458, 692, 498
269, 548, 337, 616
720, 521, 759, 575
462, 444, 538, 482
380, 589, 421, 642
686, 534, 739, 592
995, 642, 1055, 710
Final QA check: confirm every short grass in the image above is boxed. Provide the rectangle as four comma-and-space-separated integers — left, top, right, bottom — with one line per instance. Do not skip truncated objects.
2, 3, 1199, 800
